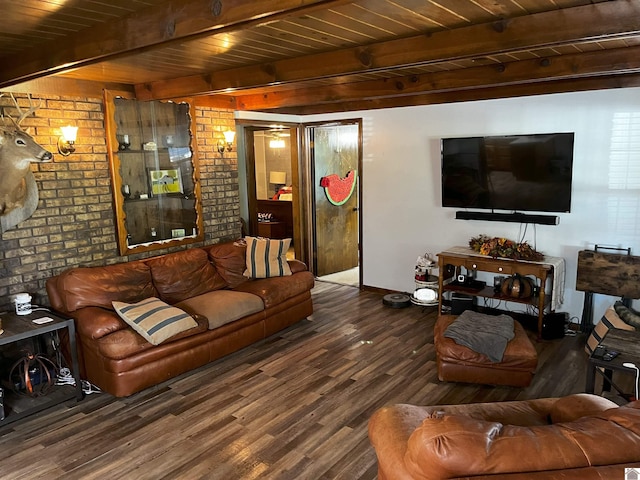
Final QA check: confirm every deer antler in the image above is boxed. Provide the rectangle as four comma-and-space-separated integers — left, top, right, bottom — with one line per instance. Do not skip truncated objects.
8, 93, 42, 126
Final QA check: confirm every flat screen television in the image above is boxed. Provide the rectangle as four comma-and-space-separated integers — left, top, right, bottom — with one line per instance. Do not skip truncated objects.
441, 133, 574, 213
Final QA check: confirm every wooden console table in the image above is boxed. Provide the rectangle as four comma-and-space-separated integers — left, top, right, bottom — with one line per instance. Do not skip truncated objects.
438, 247, 564, 339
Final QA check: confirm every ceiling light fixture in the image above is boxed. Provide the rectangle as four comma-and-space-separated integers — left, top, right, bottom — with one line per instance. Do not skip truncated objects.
269, 138, 285, 149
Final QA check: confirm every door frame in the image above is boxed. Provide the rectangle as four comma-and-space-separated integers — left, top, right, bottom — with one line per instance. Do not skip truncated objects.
302, 119, 363, 287
236, 117, 363, 287
236, 119, 309, 264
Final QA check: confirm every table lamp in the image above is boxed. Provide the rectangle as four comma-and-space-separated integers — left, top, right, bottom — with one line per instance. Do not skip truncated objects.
269, 171, 286, 195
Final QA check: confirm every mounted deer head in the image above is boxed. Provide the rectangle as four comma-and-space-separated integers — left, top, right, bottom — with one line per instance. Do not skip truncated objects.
0, 93, 52, 220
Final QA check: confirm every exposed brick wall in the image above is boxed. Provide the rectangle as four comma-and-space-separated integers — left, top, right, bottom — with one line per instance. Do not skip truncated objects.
0, 92, 240, 311
195, 107, 241, 240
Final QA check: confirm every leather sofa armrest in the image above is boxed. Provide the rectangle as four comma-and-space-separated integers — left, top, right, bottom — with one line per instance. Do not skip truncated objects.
369, 404, 432, 480
626, 400, 640, 410
549, 393, 619, 423
45, 276, 66, 313
73, 306, 129, 340
288, 259, 308, 274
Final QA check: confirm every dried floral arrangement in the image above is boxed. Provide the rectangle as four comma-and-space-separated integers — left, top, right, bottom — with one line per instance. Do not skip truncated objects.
469, 234, 544, 261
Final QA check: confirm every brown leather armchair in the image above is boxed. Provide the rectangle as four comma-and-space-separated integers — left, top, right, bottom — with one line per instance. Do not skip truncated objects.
369, 394, 640, 479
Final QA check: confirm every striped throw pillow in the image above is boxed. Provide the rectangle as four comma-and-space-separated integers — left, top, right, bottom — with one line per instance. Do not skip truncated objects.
113, 297, 197, 345
244, 236, 292, 279
585, 305, 635, 356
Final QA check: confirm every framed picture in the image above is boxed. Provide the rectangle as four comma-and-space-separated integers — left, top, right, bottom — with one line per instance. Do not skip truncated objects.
148, 168, 183, 195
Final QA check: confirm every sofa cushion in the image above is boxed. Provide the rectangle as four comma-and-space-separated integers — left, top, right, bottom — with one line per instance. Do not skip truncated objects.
57, 262, 157, 312
206, 241, 249, 288
175, 290, 265, 330
113, 297, 198, 345
244, 236, 291, 279
146, 248, 226, 304
234, 271, 315, 309
95, 315, 209, 360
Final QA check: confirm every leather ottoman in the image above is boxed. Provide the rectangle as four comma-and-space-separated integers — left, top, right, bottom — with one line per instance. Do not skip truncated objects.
434, 314, 538, 387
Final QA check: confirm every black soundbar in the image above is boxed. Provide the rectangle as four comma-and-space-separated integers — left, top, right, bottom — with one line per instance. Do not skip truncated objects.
455, 211, 559, 225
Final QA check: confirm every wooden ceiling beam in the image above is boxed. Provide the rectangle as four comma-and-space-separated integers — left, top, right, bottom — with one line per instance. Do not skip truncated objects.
136, 0, 640, 100
234, 46, 640, 110
0, 0, 352, 88
3, 77, 133, 99
193, 94, 237, 109
268, 74, 640, 115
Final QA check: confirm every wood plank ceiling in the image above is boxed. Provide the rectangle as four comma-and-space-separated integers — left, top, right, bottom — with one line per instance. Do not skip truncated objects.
1, 0, 640, 114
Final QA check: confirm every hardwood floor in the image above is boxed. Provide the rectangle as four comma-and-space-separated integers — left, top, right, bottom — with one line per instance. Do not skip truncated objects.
0, 282, 600, 479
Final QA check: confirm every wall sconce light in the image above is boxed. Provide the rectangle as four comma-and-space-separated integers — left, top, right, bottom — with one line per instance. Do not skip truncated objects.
217, 130, 236, 155
57, 125, 78, 156
269, 171, 287, 195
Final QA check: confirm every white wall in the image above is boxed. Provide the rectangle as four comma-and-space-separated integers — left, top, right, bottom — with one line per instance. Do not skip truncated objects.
303, 88, 640, 323
236, 89, 640, 323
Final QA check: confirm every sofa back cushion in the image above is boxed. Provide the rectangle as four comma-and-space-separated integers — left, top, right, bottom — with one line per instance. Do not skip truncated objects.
205, 241, 249, 288
405, 406, 640, 479
146, 248, 226, 304
56, 262, 158, 312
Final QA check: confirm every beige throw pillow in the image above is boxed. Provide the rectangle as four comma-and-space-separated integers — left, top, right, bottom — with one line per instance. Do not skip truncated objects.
113, 297, 197, 345
244, 236, 292, 279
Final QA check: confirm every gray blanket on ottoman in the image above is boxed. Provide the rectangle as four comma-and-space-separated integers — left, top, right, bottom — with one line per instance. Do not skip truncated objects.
443, 311, 515, 362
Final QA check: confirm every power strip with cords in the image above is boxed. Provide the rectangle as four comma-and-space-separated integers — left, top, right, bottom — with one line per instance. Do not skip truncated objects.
56, 368, 102, 395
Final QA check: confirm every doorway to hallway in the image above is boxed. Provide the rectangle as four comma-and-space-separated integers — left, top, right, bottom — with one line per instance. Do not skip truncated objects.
306, 121, 362, 288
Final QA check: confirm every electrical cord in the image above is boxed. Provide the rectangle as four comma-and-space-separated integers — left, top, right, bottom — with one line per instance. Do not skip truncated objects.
55, 368, 102, 394
31, 306, 51, 312
52, 334, 102, 395
81, 380, 102, 395
56, 368, 75, 386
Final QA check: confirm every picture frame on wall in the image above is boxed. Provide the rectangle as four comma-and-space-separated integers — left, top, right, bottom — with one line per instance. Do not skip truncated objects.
148, 168, 183, 195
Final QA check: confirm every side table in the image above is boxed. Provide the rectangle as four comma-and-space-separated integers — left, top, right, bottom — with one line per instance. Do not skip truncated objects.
0, 310, 83, 427
585, 328, 640, 399
257, 221, 286, 239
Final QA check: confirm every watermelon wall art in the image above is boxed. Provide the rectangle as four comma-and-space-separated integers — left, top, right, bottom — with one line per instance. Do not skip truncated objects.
319, 170, 357, 206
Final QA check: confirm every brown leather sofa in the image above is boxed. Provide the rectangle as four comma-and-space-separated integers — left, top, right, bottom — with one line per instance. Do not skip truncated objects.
46, 240, 314, 397
369, 394, 640, 479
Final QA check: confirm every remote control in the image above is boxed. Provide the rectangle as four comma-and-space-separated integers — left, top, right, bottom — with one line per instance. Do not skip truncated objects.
603, 351, 619, 361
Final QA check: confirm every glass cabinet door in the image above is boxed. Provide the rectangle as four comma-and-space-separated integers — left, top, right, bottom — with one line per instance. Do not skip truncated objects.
104, 91, 204, 255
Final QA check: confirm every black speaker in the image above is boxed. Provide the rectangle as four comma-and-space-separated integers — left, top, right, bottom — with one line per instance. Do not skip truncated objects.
451, 293, 475, 315
542, 312, 567, 340
455, 211, 559, 225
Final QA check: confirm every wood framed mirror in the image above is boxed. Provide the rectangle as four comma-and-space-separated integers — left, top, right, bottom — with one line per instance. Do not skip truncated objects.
104, 90, 204, 255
